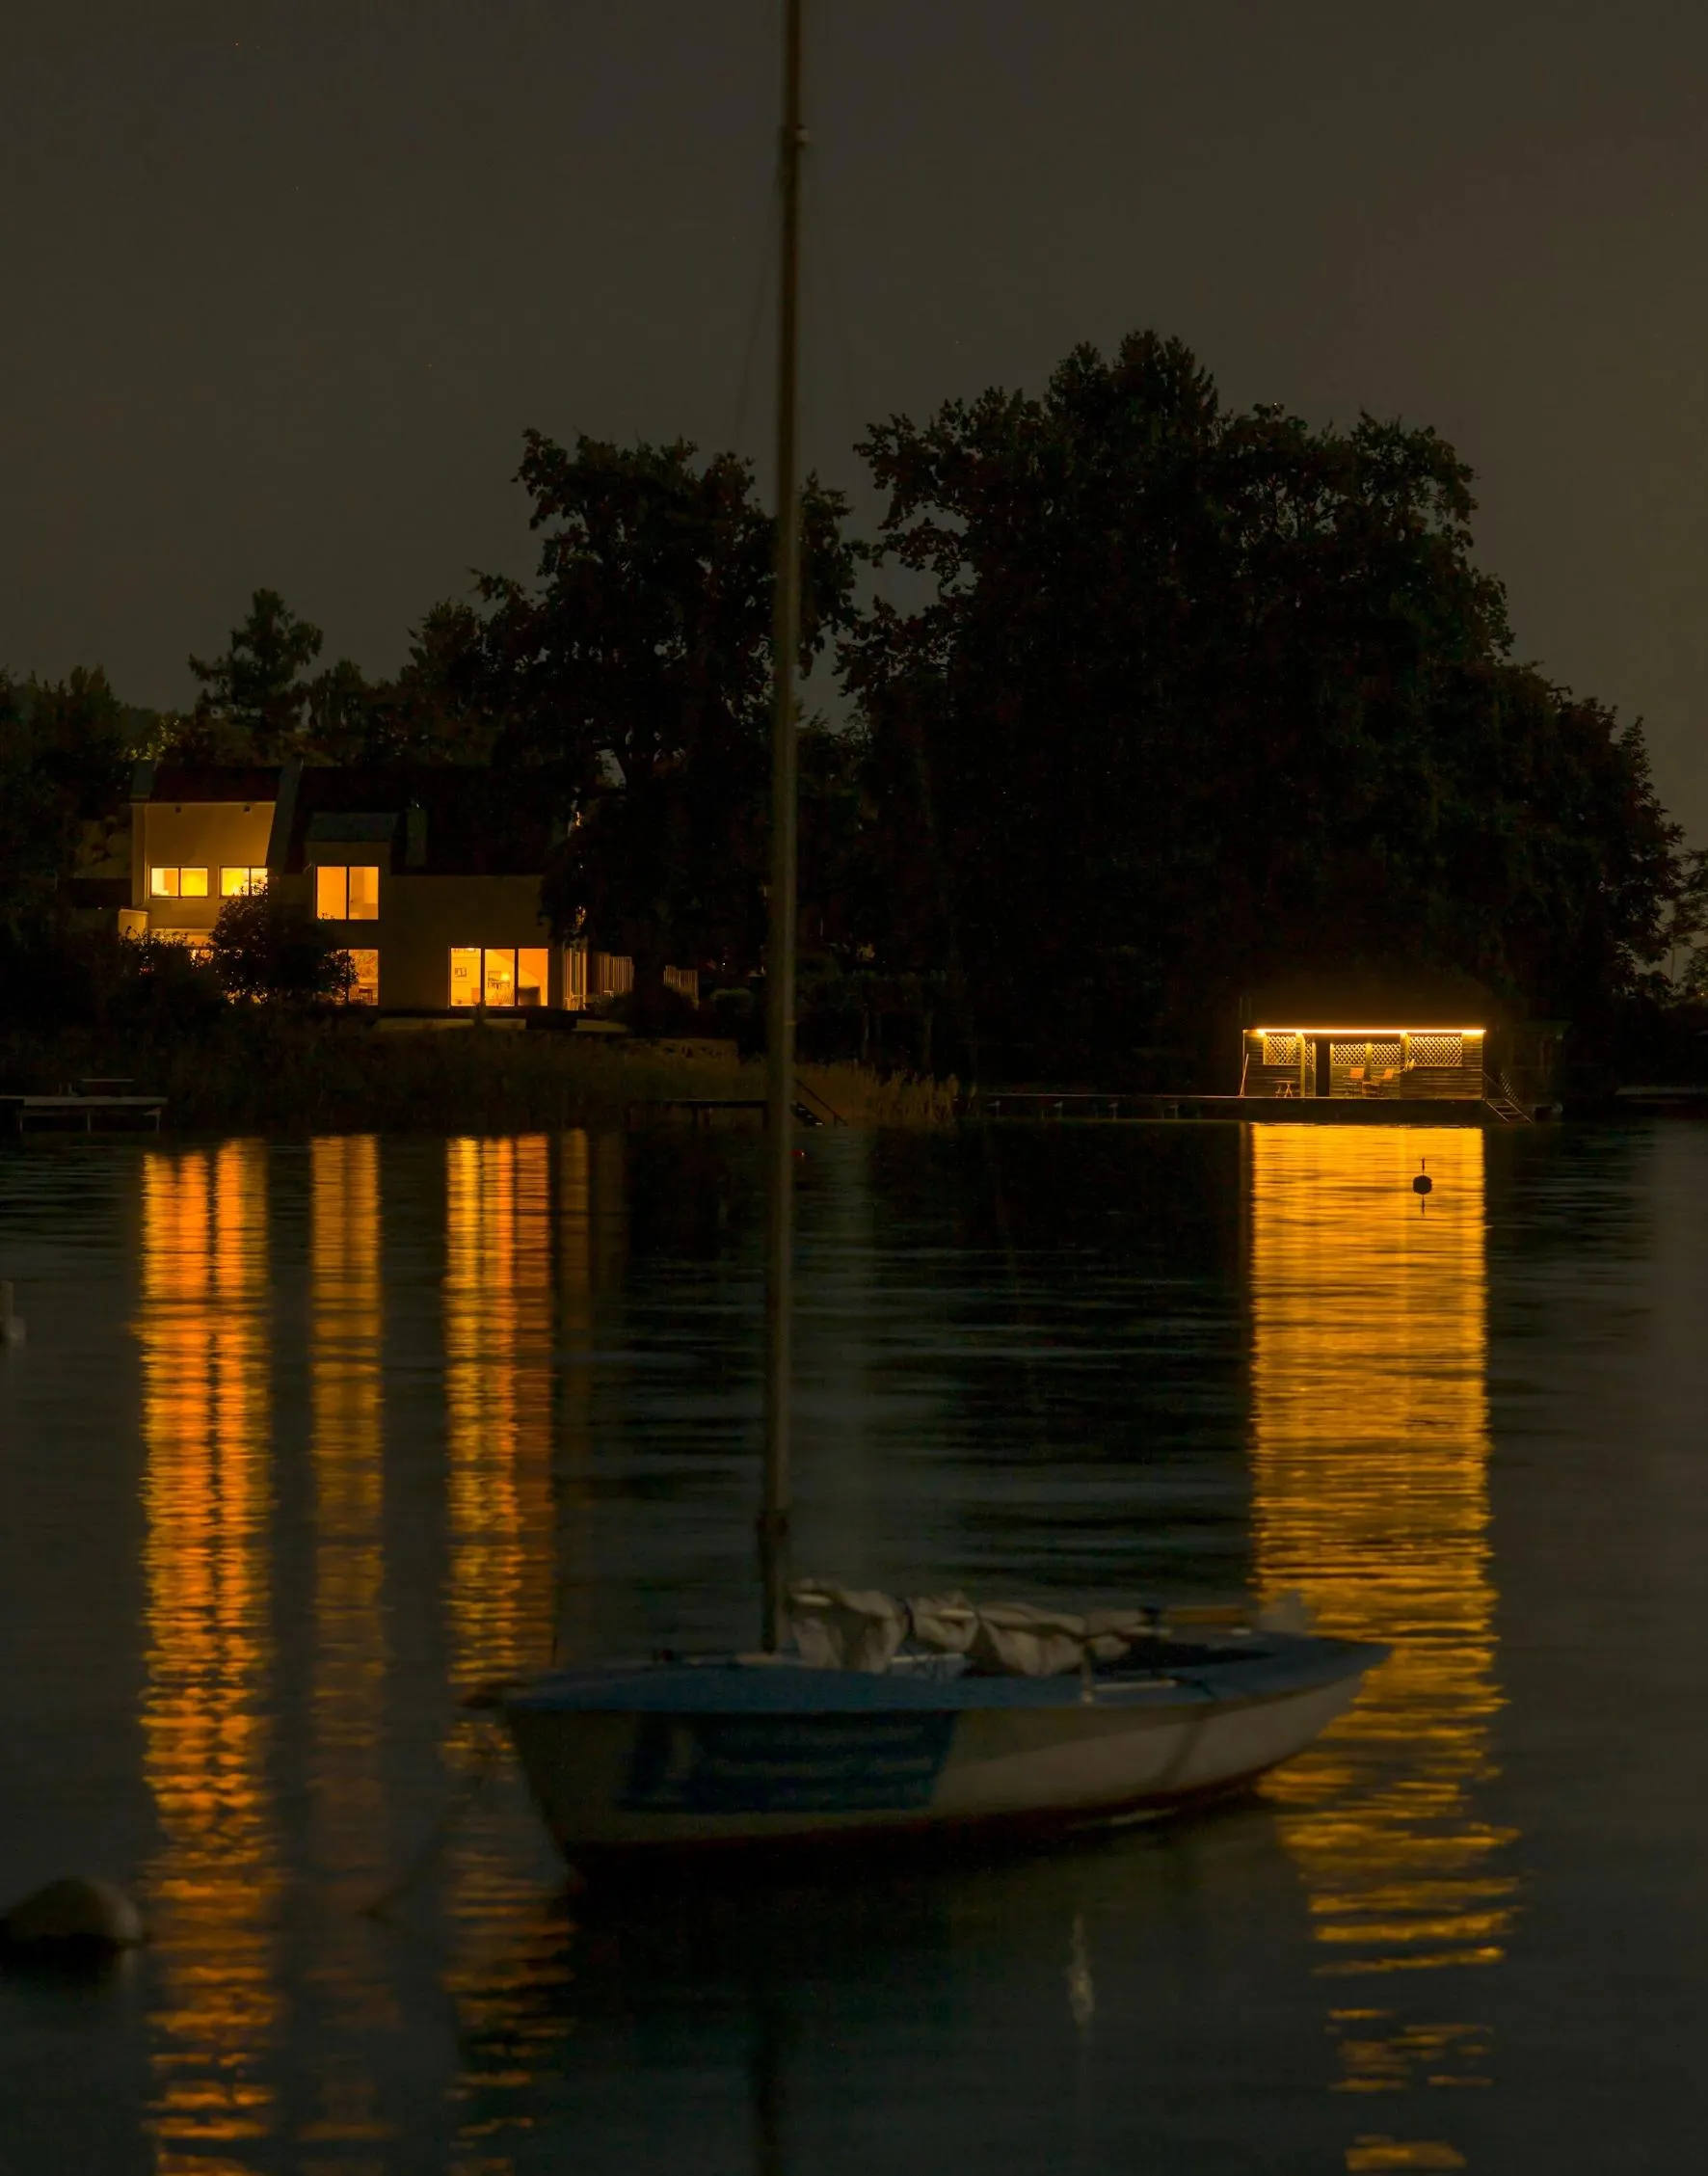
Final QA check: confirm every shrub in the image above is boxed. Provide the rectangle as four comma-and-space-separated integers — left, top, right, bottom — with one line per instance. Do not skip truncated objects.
206, 893, 357, 1005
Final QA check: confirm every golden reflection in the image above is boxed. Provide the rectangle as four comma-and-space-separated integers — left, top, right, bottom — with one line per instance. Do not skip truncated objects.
1248, 1126, 1515, 2155
443, 1136, 580, 2166
550, 1130, 610, 1661
306, 1135, 396, 2154
444, 1136, 555, 1693
139, 1143, 279, 2171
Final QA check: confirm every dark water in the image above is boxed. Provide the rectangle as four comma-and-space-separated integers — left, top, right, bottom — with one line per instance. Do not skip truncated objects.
1, 1120, 1705, 2173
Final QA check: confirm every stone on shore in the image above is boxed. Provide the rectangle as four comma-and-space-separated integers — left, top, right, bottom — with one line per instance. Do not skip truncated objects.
0, 1876, 144, 1953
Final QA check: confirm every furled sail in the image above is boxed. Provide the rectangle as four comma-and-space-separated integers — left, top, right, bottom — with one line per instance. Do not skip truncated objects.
787, 1581, 1158, 1677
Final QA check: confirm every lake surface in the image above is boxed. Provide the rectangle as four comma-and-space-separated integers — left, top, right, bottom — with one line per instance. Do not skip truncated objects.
1, 1119, 1705, 2173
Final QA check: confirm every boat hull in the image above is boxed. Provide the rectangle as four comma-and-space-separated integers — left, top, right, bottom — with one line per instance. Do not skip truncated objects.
498, 1635, 1379, 1867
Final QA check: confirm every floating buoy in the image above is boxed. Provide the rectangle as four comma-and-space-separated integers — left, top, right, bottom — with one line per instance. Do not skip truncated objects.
0, 1281, 23, 1346
0, 1876, 144, 1955
1412, 1158, 1432, 1198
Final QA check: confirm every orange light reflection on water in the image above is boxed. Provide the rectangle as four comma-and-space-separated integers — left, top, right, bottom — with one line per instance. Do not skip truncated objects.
443, 1136, 555, 1696
305, 1134, 397, 2153
442, 1134, 572, 2167
139, 1143, 280, 2172
1248, 1126, 1516, 2166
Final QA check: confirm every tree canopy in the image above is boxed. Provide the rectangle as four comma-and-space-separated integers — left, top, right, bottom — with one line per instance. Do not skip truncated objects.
474, 431, 857, 998
841, 331, 1686, 1065
3, 335, 1697, 1074
0, 667, 136, 941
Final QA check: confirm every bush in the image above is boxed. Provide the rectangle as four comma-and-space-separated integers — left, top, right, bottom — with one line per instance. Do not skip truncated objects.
206, 893, 357, 1005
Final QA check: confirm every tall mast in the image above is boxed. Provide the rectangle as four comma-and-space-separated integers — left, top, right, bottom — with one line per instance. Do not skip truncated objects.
761, 0, 804, 1652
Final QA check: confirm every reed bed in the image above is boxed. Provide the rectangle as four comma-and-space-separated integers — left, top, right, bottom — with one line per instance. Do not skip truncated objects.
0, 1017, 955, 1134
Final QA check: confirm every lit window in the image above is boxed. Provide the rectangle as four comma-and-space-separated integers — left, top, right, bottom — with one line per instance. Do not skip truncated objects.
345, 949, 380, 1006
220, 867, 268, 897
484, 949, 517, 1006
315, 866, 381, 921
149, 866, 209, 898
448, 946, 550, 1008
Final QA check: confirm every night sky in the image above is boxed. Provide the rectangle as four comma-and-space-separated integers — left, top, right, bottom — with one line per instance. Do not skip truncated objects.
5, 2, 1705, 838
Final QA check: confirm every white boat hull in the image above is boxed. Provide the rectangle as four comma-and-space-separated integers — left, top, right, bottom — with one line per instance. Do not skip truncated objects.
498, 1635, 1378, 1867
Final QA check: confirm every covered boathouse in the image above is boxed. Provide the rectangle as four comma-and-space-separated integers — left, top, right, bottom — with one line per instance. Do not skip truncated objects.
1240, 1025, 1488, 1104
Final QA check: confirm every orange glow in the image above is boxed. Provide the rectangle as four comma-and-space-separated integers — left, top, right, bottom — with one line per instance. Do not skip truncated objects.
305, 1136, 397, 2137
444, 1135, 555, 1691
442, 1135, 574, 2131
1248, 1126, 1514, 2137
138, 1143, 280, 2163
1249, 1028, 1485, 1038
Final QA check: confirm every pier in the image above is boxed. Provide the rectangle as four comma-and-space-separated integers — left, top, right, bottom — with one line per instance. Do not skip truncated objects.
2, 1093, 167, 1138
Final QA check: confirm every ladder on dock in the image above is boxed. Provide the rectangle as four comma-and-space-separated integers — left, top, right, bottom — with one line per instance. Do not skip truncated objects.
1483, 1070, 1533, 1124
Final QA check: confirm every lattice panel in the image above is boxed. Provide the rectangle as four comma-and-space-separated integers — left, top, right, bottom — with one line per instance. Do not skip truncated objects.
1408, 1034, 1464, 1069
1330, 1040, 1403, 1094
1262, 1034, 1301, 1067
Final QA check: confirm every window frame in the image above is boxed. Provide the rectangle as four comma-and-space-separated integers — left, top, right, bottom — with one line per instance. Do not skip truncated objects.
314, 864, 381, 923
448, 945, 551, 1009
149, 865, 210, 900
219, 866, 269, 898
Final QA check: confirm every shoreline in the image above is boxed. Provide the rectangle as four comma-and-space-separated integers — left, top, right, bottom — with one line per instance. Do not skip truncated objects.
0, 1017, 957, 1136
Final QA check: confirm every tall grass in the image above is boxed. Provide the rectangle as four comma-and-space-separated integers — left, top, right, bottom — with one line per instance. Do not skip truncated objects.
0, 1015, 956, 1133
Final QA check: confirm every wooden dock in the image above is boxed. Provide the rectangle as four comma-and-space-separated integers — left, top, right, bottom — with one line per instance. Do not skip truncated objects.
969, 1092, 1517, 1127
627, 1095, 843, 1129
2, 1094, 167, 1137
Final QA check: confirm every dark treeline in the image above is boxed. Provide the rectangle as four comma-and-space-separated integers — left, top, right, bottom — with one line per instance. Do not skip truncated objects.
5, 331, 1705, 1084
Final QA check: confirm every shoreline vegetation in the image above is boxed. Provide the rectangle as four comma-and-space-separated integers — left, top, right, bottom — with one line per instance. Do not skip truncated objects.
7, 329, 1707, 1086
0, 1016, 957, 1135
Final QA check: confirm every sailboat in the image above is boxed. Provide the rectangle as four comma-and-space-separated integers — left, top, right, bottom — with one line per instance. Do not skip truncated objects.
490, 0, 1383, 1876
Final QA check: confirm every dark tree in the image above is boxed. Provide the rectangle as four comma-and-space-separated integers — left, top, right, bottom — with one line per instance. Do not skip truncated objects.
0, 666, 136, 940
476, 432, 857, 1004
844, 331, 1688, 1070
181, 590, 377, 764
206, 892, 357, 1005
367, 601, 500, 762
183, 589, 326, 759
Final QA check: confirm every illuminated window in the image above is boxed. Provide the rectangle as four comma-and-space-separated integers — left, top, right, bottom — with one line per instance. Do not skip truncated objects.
220, 867, 268, 897
484, 950, 516, 1006
345, 949, 380, 1006
315, 866, 380, 921
449, 946, 550, 1008
149, 866, 209, 899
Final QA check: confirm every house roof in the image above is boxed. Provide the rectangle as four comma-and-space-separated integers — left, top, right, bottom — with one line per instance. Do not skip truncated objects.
125, 761, 557, 876
281, 766, 556, 876
134, 764, 282, 804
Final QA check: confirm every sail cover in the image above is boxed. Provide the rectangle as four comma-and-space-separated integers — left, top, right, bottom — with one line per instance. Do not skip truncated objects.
787, 1581, 1156, 1678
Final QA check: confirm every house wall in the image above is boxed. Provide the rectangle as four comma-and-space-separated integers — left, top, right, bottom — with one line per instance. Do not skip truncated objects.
134, 799, 278, 933
276, 871, 552, 1009
125, 788, 671, 1013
